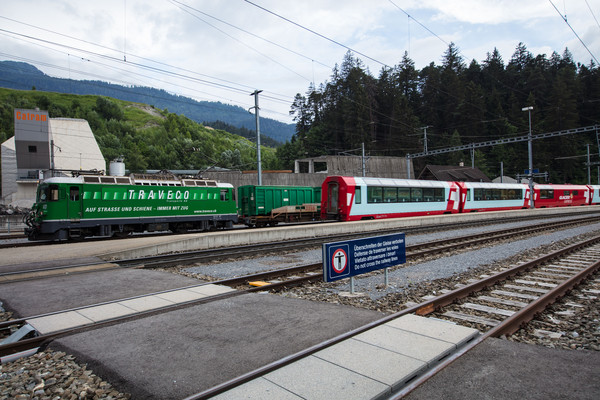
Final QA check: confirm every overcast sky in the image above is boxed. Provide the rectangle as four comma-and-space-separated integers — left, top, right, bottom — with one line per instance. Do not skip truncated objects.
1, 0, 599, 124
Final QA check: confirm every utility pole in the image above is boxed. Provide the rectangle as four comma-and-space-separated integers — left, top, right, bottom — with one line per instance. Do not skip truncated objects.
250, 90, 263, 185
522, 106, 534, 208
419, 126, 431, 153
587, 143, 591, 185
361, 142, 366, 177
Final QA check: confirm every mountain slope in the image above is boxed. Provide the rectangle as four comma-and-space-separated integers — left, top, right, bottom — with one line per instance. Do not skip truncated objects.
0, 61, 294, 144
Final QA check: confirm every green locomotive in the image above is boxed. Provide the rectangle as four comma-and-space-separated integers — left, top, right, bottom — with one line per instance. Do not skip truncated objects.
24, 173, 237, 240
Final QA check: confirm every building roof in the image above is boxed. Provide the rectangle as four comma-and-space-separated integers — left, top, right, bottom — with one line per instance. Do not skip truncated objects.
49, 118, 105, 172
417, 165, 491, 182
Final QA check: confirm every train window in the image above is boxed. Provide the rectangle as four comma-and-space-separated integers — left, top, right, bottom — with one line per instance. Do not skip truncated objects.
539, 190, 554, 199
411, 188, 423, 202
51, 185, 61, 201
573, 191, 578, 195
69, 187, 80, 201
220, 189, 229, 201
384, 187, 397, 203
434, 188, 445, 201
398, 188, 410, 202
422, 188, 434, 202
39, 184, 60, 202
355, 187, 361, 204
367, 187, 383, 203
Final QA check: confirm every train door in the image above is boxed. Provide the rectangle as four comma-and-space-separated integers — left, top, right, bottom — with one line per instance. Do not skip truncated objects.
67, 185, 83, 220
326, 181, 339, 215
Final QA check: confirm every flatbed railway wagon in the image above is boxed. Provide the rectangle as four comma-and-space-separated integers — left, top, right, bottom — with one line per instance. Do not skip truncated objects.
457, 182, 530, 212
24, 174, 237, 240
237, 185, 321, 227
533, 184, 590, 208
321, 176, 460, 221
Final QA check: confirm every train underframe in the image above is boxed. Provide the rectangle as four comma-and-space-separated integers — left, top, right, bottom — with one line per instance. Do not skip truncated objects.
25, 214, 237, 241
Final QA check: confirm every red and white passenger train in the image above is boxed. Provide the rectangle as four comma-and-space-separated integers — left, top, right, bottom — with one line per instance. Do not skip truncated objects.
321, 176, 599, 222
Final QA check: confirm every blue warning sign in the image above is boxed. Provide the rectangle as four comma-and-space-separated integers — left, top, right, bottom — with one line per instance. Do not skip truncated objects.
322, 233, 406, 282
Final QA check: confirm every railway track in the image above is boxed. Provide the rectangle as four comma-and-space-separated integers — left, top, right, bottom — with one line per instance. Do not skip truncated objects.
3, 224, 598, 361
186, 234, 600, 399
4, 209, 597, 252
2, 213, 599, 285
121, 213, 600, 269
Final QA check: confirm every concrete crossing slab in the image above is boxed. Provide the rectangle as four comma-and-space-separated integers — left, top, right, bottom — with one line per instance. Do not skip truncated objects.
214, 314, 480, 399
118, 296, 174, 312
28, 311, 93, 335
25, 284, 239, 335
155, 288, 208, 303
262, 356, 390, 400
187, 284, 236, 296
313, 338, 427, 390
76, 303, 136, 322
386, 314, 479, 347
213, 378, 303, 399
354, 324, 456, 366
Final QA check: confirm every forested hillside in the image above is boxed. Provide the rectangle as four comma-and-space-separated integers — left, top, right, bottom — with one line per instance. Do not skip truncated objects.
280, 43, 600, 184
0, 61, 294, 143
0, 88, 278, 172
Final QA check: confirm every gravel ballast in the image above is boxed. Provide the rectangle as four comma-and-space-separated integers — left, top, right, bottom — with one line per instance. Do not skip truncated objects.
2, 217, 599, 398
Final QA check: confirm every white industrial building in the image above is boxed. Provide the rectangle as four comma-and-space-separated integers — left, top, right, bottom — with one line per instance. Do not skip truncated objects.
1, 108, 106, 207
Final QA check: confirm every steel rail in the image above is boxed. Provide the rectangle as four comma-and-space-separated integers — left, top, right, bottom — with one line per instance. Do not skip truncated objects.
121, 214, 600, 269
185, 234, 600, 400
391, 246, 600, 399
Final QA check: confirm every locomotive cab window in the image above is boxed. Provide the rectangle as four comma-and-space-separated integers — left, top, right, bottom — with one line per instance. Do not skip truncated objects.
38, 184, 61, 202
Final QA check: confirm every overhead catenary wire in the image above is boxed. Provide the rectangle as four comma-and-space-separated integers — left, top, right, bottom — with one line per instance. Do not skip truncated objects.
243, 0, 392, 69
0, 16, 296, 118
549, 0, 599, 65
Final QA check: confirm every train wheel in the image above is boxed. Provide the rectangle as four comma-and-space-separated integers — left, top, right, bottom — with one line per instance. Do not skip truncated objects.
113, 231, 132, 238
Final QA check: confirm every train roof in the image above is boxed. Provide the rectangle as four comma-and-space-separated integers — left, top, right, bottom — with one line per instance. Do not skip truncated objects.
350, 177, 452, 187
534, 184, 589, 190
457, 182, 528, 189
41, 175, 233, 188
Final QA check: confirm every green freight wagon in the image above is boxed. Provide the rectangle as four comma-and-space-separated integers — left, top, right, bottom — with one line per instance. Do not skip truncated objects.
237, 185, 321, 227
24, 174, 237, 240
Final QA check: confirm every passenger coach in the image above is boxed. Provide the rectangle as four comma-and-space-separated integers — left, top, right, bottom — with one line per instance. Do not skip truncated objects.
533, 184, 590, 207
321, 176, 460, 221
457, 182, 530, 212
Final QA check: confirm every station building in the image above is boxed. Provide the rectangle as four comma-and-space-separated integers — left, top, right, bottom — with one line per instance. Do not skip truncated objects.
1, 108, 106, 207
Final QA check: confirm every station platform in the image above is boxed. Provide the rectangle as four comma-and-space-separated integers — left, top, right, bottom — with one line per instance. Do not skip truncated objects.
210, 314, 479, 400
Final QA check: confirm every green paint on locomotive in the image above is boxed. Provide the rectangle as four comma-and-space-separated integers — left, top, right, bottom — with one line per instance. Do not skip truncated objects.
26, 176, 237, 239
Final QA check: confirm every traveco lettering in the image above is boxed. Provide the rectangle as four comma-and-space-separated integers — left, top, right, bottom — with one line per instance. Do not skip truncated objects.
16, 111, 47, 122
127, 189, 189, 201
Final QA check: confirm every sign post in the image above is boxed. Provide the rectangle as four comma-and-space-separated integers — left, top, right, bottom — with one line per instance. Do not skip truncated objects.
323, 233, 406, 292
